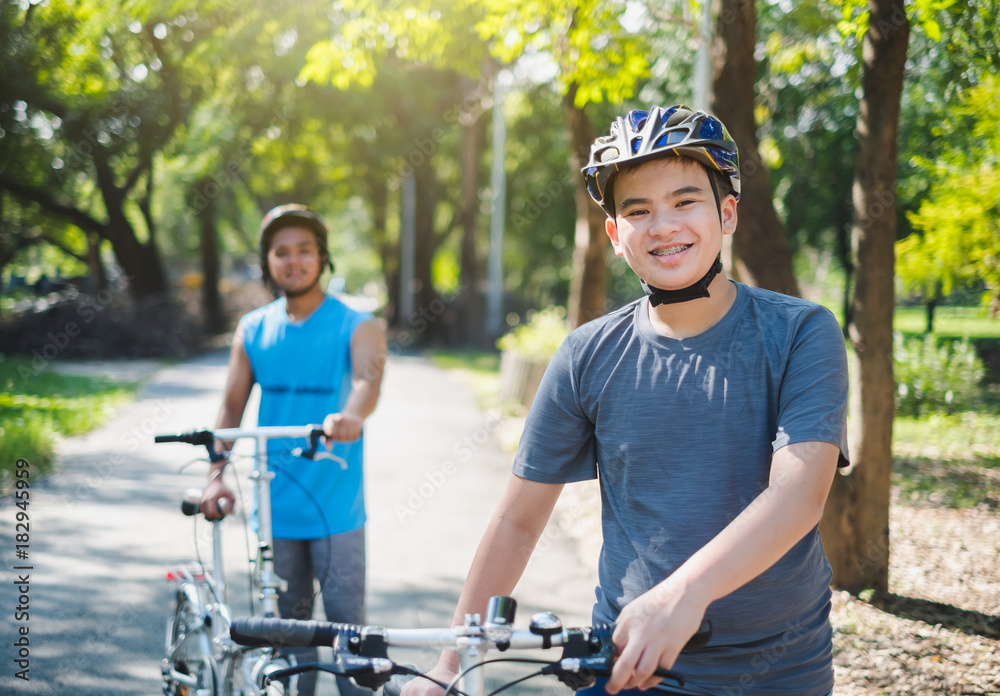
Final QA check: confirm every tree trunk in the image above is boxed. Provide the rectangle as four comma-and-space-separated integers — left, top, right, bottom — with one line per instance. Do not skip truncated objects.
368, 175, 398, 325
86, 232, 108, 294
413, 158, 442, 340
836, 216, 854, 337
564, 85, 607, 329
456, 88, 488, 345
102, 210, 170, 300
0, 175, 169, 299
713, 0, 800, 297
93, 158, 169, 300
197, 180, 227, 334
820, 0, 909, 593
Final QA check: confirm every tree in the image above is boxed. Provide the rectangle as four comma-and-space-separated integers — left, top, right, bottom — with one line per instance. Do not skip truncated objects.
896, 76, 1000, 313
299, 0, 495, 338
481, 0, 652, 328
820, 0, 910, 592
0, 0, 227, 299
712, 0, 801, 296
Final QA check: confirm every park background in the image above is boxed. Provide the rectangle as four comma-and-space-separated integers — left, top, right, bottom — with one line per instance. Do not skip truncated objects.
1, 0, 999, 693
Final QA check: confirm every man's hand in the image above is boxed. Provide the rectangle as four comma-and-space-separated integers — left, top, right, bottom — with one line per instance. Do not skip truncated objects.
200, 475, 235, 520
605, 580, 709, 694
323, 412, 364, 443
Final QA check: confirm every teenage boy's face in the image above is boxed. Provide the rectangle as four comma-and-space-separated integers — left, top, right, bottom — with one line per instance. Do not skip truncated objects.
266, 226, 324, 298
605, 158, 736, 293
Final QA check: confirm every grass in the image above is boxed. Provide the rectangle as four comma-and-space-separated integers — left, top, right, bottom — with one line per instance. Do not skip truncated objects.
894, 305, 1000, 338
0, 355, 139, 490
893, 411, 1000, 510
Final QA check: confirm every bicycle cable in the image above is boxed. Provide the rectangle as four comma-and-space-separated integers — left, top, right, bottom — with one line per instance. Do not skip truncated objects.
252, 446, 338, 611
263, 661, 467, 696
221, 443, 338, 619
445, 657, 554, 696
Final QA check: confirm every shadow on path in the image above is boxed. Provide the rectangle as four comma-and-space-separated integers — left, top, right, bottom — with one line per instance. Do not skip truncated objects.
871, 591, 1000, 639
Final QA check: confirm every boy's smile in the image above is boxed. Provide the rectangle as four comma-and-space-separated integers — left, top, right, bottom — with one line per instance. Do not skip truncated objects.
606, 158, 737, 293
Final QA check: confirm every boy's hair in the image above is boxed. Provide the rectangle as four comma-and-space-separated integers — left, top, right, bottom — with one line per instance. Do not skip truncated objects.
583, 105, 741, 217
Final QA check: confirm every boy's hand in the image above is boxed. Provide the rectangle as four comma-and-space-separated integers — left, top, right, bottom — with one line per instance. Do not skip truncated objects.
323, 412, 363, 443
400, 655, 460, 696
606, 580, 709, 694
200, 478, 235, 520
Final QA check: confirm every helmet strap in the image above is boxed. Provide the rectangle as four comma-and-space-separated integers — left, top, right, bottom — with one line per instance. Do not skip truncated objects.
641, 254, 724, 306
640, 168, 726, 307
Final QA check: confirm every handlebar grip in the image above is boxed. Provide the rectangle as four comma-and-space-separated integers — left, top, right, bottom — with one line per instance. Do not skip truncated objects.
154, 430, 214, 446
154, 434, 183, 443
230, 617, 342, 648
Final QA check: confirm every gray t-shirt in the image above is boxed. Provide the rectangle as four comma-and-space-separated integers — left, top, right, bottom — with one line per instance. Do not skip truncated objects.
512, 282, 848, 695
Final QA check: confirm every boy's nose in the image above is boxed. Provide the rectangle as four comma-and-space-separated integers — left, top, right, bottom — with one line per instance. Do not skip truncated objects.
648, 212, 680, 237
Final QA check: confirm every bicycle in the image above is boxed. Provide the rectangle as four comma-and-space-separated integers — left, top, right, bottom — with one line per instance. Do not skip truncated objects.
155, 424, 347, 696
226, 595, 713, 696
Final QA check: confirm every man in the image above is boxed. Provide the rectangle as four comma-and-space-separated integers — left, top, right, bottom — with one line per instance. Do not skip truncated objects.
202, 204, 387, 696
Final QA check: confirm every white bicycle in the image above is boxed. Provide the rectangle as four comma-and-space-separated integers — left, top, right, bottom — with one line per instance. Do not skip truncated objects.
227, 595, 713, 696
155, 424, 348, 696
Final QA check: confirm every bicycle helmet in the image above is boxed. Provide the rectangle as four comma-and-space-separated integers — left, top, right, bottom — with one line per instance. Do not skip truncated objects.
583, 105, 741, 218
258, 204, 333, 284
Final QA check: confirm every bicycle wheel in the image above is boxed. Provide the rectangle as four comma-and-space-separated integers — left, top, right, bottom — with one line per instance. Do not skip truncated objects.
163, 586, 219, 696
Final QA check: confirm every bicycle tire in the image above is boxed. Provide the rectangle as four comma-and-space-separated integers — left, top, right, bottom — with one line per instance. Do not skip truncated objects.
163, 586, 219, 696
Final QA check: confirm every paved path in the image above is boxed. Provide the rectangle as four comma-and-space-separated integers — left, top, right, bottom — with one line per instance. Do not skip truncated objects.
0, 351, 598, 696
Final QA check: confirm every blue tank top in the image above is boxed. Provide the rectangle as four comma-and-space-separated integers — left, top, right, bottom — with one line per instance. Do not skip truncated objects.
240, 295, 372, 539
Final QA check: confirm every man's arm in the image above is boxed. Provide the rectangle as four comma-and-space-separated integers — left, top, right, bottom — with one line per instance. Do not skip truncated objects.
201, 326, 255, 519
606, 440, 840, 694
323, 318, 387, 442
403, 473, 563, 694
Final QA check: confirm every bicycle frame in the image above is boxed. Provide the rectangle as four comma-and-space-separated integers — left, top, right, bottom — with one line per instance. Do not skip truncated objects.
157, 423, 343, 696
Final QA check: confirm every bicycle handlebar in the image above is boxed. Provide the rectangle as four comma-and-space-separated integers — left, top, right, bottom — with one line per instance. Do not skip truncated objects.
230, 606, 711, 694
230, 617, 712, 652
155, 425, 331, 462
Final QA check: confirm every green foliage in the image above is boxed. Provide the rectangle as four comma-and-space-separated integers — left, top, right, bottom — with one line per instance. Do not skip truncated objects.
834, 0, 955, 42
893, 332, 985, 416
477, 0, 650, 108
0, 356, 136, 488
496, 305, 569, 361
897, 75, 1000, 306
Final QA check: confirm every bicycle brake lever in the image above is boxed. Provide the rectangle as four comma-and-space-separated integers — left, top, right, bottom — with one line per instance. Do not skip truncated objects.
291, 427, 332, 462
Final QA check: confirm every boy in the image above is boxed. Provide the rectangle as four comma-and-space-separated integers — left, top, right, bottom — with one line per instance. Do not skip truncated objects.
202, 204, 387, 696
409, 105, 847, 696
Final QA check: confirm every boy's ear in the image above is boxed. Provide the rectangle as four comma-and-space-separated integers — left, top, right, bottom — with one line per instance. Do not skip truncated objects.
605, 217, 624, 256
722, 195, 738, 236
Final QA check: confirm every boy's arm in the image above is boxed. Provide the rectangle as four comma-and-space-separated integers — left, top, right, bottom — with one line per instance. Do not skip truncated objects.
404, 473, 563, 693
606, 440, 840, 694
323, 318, 387, 442
202, 326, 255, 519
